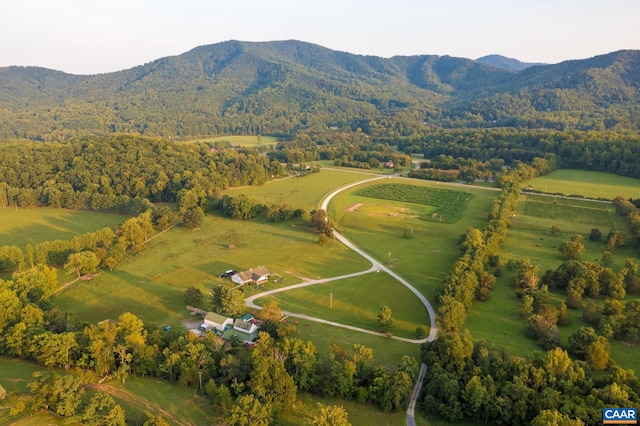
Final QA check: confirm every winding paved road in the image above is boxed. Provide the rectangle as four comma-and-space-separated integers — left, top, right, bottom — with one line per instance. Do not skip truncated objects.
245, 175, 438, 424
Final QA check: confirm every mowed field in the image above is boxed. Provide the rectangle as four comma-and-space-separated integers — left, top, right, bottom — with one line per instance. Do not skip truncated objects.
467, 172, 640, 372
523, 169, 640, 199
0, 207, 128, 248
329, 179, 499, 298
257, 272, 430, 339
224, 168, 380, 211
52, 214, 370, 327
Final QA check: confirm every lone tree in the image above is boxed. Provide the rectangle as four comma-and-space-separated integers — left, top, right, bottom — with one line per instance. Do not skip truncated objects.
182, 207, 204, 229
64, 251, 100, 278
377, 305, 393, 333
310, 209, 334, 237
184, 286, 203, 307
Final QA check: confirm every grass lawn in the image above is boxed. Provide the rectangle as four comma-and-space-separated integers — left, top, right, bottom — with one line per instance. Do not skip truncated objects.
355, 183, 474, 223
0, 410, 80, 426
0, 207, 128, 248
256, 272, 429, 339
523, 169, 640, 199
224, 168, 378, 212
329, 178, 499, 299
282, 392, 406, 425
465, 273, 542, 358
0, 357, 42, 393
52, 214, 370, 327
99, 377, 219, 425
293, 321, 420, 368
190, 135, 280, 147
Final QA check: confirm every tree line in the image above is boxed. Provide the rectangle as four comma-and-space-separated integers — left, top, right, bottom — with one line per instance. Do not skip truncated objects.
420, 158, 640, 424
399, 128, 640, 179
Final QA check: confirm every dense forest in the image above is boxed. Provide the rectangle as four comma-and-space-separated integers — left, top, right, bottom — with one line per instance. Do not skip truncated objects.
0, 41, 638, 141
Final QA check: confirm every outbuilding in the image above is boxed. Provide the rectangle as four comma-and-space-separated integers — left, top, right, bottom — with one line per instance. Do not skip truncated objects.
202, 312, 233, 332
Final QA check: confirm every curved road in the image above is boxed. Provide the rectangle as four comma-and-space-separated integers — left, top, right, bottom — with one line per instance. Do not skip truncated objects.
245, 175, 438, 424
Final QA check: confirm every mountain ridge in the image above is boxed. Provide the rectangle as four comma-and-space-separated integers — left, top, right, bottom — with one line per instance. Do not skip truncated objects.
0, 40, 638, 139
475, 54, 547, 72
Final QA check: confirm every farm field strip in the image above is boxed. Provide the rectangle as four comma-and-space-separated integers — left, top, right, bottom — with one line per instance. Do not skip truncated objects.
524, 169, 640, 199
0, 208, 128, 248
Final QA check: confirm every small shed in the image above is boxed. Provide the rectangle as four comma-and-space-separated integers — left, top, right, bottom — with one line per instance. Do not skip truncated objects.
202, 312, 233, 332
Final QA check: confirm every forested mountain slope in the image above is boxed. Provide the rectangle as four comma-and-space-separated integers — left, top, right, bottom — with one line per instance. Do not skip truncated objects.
0, 40, 638, 140
475, 54, 547, 71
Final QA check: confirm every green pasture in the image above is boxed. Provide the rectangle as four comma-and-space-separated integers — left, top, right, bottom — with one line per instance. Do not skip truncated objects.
1, 410, 80, 426
523, 169, 640, 199
473, 191, 640, 371
52, 215, 370, 326
329, 178, 499, 298
0, 357, 41, 394
316, 162, 396, 174
191, 135, 279, 147
0, 208, 127, 248
465, 273, 543, 358
283, 393, 406, 426
293, 321, 420, 368
354, 183, 473, 223
256, 272, 429, 339
351, 201, 435, 219
521, 195, 613, 226
102, 377, 218, 425
508, 194, 636, 271
225, 168, 377, 211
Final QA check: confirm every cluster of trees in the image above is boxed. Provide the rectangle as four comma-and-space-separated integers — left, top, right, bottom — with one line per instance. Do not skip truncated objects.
508, 224, 640, 353
0, 135, 287, 211
420, 331, 640, 424
400, 128, 640, 179
266, 130, 412, 170
0, 293, 416, 424
210, 194, 305, 223
613, 196, 640, 243
412, 155, 505, 183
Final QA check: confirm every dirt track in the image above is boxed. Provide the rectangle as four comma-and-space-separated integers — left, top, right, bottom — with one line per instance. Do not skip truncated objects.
87, 383, 190, 426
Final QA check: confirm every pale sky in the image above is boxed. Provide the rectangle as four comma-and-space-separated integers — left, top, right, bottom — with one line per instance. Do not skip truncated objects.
2, 0, 638, 75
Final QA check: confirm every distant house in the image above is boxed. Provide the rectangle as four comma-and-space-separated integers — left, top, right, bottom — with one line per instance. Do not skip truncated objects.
382, 161, 394, 169
202, 312, 233, 332
233, 318, 259, 335
231, 266, 270, 285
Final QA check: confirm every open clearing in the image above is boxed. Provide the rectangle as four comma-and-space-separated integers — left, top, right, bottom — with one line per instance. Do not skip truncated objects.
256, 272, 429, 339
225, 168, 378, 211
345, 202, 430, 219
523, 169, 640, 199
0, 207, 128, 248
354, 183, 473, 223
331, 178, 499, 298
52, 214, 370, 327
